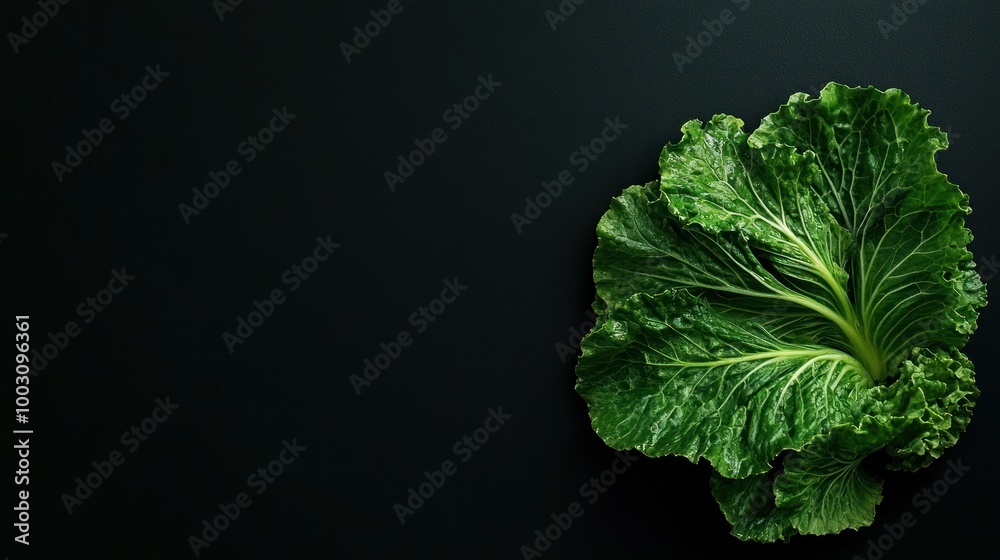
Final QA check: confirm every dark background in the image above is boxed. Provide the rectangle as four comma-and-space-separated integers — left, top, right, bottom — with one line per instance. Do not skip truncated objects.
3, 1, 998, 558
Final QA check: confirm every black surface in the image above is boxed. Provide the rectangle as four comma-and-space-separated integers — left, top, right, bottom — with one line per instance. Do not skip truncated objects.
3, 1, 999, 558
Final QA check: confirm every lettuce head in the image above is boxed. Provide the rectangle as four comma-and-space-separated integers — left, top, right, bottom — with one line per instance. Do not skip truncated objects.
575, 83, 986, 541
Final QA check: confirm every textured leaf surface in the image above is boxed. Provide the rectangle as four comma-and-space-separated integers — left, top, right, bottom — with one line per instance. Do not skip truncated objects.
576, 83, 985, 541
711, 471, 794, 543
713, 348, 977, 538
593, 181, 841, 345
576, 290, 870, 479
872, 348, 979, 471
749, 84, 986, 375
773, 424, 885, 536
659, 115, 853, 323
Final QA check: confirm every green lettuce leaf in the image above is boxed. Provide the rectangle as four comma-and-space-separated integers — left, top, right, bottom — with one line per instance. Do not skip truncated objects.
749, 84, 986, 374
711, 420, 887, 541
593, 180, 842, 346
772, 424, 885, 536
577, 290, 871, 479
872, 348, 979, 471
711, 347, 979, 540
576, 82, 986, 541
710, 470, 794, 543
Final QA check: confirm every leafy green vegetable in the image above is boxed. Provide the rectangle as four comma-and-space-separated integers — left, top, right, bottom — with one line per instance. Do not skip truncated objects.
575, 83, 986, 541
